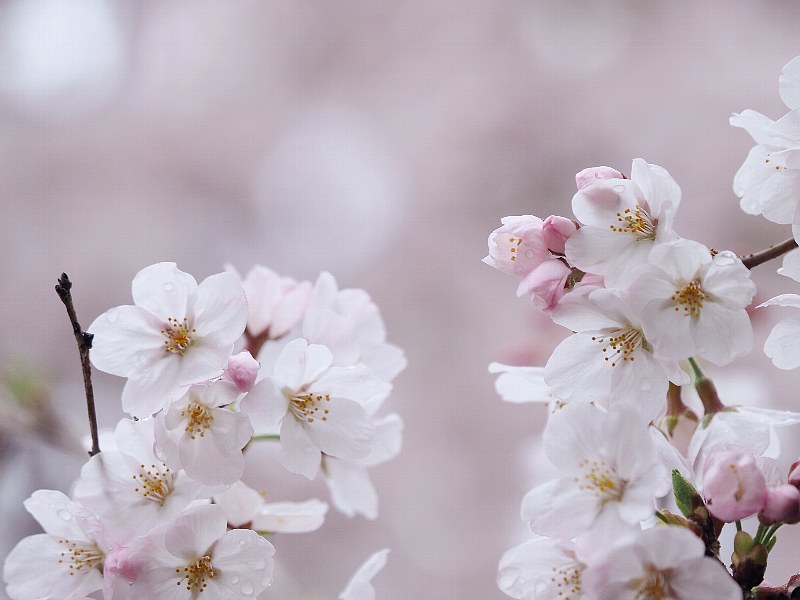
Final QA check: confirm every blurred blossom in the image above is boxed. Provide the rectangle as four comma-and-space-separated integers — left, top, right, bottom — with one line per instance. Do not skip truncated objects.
0, 0, 127, 117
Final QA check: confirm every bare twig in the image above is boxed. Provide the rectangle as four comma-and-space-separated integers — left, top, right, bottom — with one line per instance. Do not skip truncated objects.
740, 237, 798, 269
55, 273, 100, 457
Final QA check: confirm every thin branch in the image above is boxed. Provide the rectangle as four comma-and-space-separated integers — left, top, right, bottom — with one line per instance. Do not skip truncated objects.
55, 273, 100, 457
740, 237, 798, 269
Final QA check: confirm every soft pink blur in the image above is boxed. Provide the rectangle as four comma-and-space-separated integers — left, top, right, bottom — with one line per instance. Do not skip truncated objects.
1, 2, 800, 598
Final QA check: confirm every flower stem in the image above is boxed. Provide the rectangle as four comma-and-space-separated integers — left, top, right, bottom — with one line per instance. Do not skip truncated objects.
251, 434, 281, 442
688, 357, 725, 415
736, 520, 742, 532
740, 237, 798, 269
55, 274, 100, 457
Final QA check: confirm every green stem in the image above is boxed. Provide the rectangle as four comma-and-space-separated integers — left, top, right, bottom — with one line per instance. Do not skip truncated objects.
655, 511, 669, 524
762, 524, 782, 548
735, 520, 742, 532
251, 434, 280, 442
754, 523, 766, 544
688, 357, 705, 381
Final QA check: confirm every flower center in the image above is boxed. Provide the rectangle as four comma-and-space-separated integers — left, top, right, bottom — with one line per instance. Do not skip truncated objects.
176, 555, 214, 592
507, 236, 523, 262
575, 459, 626, 501
635, 567, 670, 600
132, 462, 174, 505
161, 316, 196, 355
671, 279, 706, 318
609, 205, 658, 240
182, 402, 214, 439
549, 564, 583, 599
57, 539, 104, 575
288, 392, 331, 424
591, 327, 645, 367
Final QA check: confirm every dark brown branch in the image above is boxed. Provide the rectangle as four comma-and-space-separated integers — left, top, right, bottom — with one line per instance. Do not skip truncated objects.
740, 237, 798, 269
55, 273, 100, 457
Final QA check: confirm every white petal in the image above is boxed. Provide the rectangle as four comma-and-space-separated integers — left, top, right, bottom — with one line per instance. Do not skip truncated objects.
780, 55, 800, 110
164, 504, 227, 559
544, 333, 611, 403
279, 415, 322, 479
764, 315, 800, 369
489, 363, 550, 404
131, 262, 197, 320
758, 293, 800, 309
252, 499, 328, 533
778, 248, 800, 282
239, 378, 289, 433
192, 272, 248, 345
360, 413, 403, 467
88, 305, 165, 377
629, 158, 681, 216
521, 477, 601, 539
274, 338, 332, 389
209, 529, 275, 595
760, 169, 800, 224
23, 490, 90, 540
324, 457, 378, 519
339, 549, 389, 600
303, 397, 375, 461
694, 303, 753, 366
213, 481, 264, 527
312, 365, 390, 406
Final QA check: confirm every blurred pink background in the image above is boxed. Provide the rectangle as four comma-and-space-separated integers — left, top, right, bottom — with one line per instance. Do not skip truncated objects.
1, 1, 800, 597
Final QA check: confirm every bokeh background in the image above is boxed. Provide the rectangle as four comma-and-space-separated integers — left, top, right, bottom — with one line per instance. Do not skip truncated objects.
1, 1, 800, 597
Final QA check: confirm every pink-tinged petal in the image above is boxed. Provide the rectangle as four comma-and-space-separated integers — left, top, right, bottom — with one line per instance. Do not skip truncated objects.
483, 215, 549, 277
280, 415, 322, 479
642, 298, 694, 362
668, 557, 744, 599
694, 303, 753, 366
24, 490, 89, 540
191, 381, 240, 409
273, 339, 333, 389
208, 529, 274, 595
758, 293, 800, 309
304, 397, 375, 461
121, 361, 185, 418
213, 481, 264, 527
177, 412, 251, 486
760, 169, 800, 224
780, 55, 800, 110
779, 249, 800, 282
760, 484, 800, 524
251, 499, 328, 533
764, 316, 800, 370
324, 457, 378, 519
550, 287, 622, 331
88, 305, 165, 377
306, 271, 340, 314
360, 413, 403, 467
704, 446, 767, 522
541, 215, 577, 254
730, 109, 776, 145
521, 477, 601, 539
239, 264, 282, 335
572, 177, 642, 227
191, 272, 247, 345
175, 343, 232, 386
542, 402, 610, 471
270, 280, 313, 339
164, 504, 227, 560
516, 259, 571, 310
4, 534, 103, 600
489, 363, 549, 404
312, 365, 390, 406
629, 158, 681, 216
650, 239, 711, 282
205, 408, 253, 455
239, 378, 290, 433
564, 226, 639, 282
574, 166, 624, 190
131, 262, 197, 320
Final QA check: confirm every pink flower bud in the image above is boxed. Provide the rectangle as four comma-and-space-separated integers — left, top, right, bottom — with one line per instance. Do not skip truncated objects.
223, 351, 260, 393
703, 446, 768, 522
483, 215, 550, 278
759, 484, 800, 525
516, 259, 571, 312
541, 216, 577, 254
789, 459, 800, 489
575, 166, 624, 190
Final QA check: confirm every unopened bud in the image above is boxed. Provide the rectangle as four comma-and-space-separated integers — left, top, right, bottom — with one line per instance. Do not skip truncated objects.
759, 485, 800, 525
541, 216, 577, 254
223, 351, 260, 393
575, 166, 623, 190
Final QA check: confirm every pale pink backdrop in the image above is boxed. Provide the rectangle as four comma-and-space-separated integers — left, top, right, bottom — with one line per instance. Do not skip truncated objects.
1, 2, 799, 597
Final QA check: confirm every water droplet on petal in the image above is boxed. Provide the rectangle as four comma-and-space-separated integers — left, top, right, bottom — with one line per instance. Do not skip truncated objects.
57, 509, 72, 521
252, 560, 266, 570
713, 251, 737, 267
231, 576, 240, 585
106, 309, 119, 323
162, 282, 175, 292
241, 581, 254, 595
612, 184, 626, 193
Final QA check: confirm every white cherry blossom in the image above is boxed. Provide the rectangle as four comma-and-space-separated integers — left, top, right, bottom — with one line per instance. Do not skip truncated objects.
632, 239, 756, 365
108, 504, 275, 599
498, 538, 586, 600
565, 158, 681, 286
89, 262, 248, 417
521, 403, 669, 543
155, 381, 253, 486
240, 338, 378, 479
3, 490, 105, 600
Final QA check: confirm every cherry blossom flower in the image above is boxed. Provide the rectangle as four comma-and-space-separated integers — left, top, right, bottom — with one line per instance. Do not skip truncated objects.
759, 484, 800, 525
89, 262, 248, 417
483, 215, 550, 278
3, 490, 106, 600
323, 413, 403, 519
108, 504, 274, 599
497, 538, 586, 600
303, 272, 406, 387
228, 264, 312, 344
520, 403, 669, 543
154, 381, 253, 486
339, 549, 389, 600
223, 351, 260, 392
541, 215, 577, 254
632, 239, 756, 366
516, 259, 572, 312
584, 526, 742, 599
703, 444, 768, 522
240, 338, 378, 479
543, 288, 688, 419
565, 159, 681, 286
73, 418, 202, 545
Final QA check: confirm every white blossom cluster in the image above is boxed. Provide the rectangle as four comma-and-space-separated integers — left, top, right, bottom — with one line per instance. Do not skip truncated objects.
3, 263, 401, 599
488, 55, 800, 600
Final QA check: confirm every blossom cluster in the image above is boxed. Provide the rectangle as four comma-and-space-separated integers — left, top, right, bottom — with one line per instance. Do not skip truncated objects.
3, 263, 402, 599
488, 55, 800, 600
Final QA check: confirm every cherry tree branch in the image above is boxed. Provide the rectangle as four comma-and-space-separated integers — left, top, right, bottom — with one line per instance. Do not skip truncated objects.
55, 273, 100, 457
740, 237, 798, 269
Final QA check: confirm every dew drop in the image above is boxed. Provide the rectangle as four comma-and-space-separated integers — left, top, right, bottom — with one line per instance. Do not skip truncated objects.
525, 249, 535, 259
106, 309, 119, 323
162, 282, 175, 292
231, 576, 240, 585
57, 509, 72, 521
241, 581, 254, 595
612, 184, 626, 193
713, 251, 737, 266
